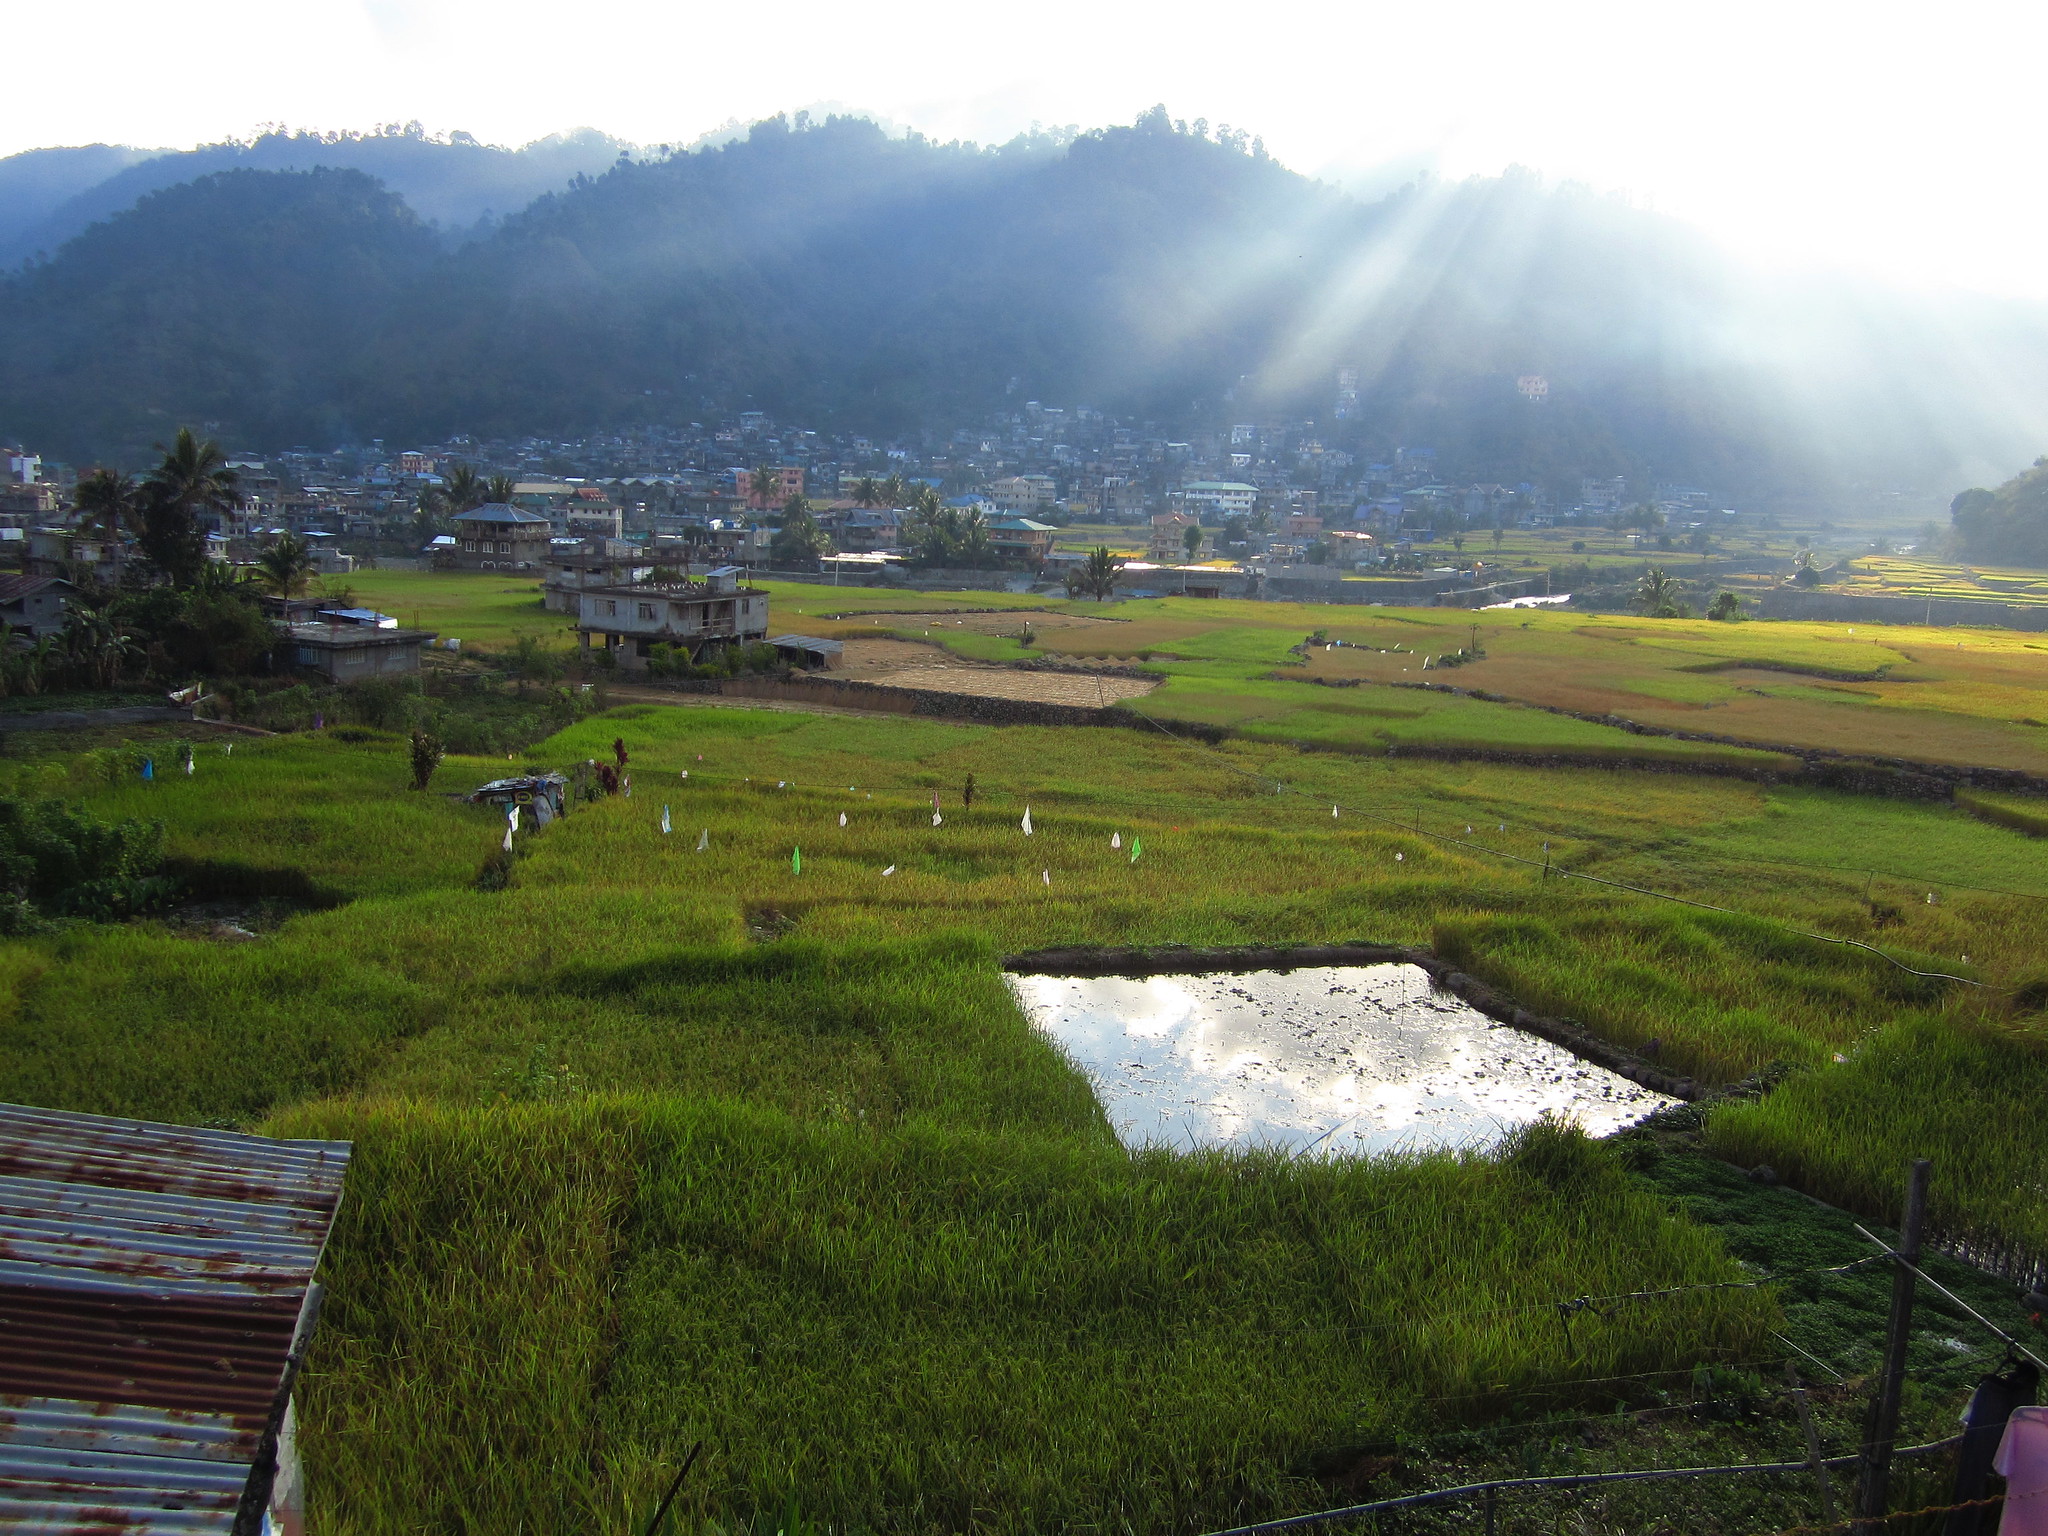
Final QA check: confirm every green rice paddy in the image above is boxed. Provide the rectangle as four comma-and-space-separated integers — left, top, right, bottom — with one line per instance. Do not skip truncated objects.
8, 571, 2048, 1531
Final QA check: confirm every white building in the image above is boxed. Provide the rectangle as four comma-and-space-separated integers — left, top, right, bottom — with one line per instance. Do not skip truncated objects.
1181, 481, 1258, 518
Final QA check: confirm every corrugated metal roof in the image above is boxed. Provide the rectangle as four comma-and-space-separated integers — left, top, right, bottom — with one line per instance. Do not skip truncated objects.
0, 1104, 350, 1534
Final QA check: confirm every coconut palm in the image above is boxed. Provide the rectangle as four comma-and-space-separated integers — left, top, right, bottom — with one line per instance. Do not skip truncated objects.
852, 476, 882, 509
1634, 566, 1684, 617
72, 468, 138, 543
485, 475, 517, 504
748, 465, 781, 511
881, 473, 906, 509
139, 428, 239, 585
257, 533, 317, 598
440, 463, 487, 514
144, 428, 240, 522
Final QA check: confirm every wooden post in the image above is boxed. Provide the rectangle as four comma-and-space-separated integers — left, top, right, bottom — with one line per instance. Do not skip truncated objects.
1853, 1159, 1932, 1533
1484, 1484, 1497, 1536
1787, 1361, 1838, 1526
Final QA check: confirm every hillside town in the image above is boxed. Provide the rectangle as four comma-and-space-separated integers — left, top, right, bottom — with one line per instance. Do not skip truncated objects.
0, 388, 1776, 613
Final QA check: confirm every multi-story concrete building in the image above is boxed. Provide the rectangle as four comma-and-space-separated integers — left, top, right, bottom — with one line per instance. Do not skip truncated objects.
575, 566, 770, 671
451, 504, 552, 571
1181, 481, 1258, 519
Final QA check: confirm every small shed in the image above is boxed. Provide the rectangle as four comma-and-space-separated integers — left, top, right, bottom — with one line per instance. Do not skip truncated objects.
288, 622, 436, 681
469, 773, 568, 824
767, 634, 844, 671
0, 1101, 352, 1534
0, 574, 71, 639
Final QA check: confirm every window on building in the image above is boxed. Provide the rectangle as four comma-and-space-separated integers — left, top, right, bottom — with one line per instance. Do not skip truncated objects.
499, 542, 512, 554
604, 600, 618, 616
463, 541, 476, 552
637, 603, 655, 620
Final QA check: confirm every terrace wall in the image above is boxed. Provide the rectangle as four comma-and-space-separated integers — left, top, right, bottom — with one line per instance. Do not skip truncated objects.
1751, 589, 2048, 630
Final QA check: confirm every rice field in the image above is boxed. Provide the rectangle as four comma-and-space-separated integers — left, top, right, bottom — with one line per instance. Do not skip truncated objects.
6, 681, 2048, 1529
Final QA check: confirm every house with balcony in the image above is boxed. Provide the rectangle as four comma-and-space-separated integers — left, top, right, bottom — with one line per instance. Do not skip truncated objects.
575, 566, 770, 672
452, 504, 552, 571
542, 537, 656, 613
989, 517, 1057, 569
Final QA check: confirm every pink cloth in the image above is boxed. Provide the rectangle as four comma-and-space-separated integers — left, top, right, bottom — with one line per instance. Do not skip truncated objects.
1995, 1404, 2048, 1534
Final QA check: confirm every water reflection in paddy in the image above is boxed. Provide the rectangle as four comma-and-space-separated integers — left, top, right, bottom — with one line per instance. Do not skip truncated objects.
1010, 965, 1672, 1155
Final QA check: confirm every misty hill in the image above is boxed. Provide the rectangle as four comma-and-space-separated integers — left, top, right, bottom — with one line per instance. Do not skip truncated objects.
1, 167, 440, 451
5, 110, 2047, 499
0, 126, 631, 265
1951, 461, 2048, 564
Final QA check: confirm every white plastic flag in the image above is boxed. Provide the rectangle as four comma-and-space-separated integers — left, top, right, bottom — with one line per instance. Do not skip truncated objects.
502, 826, 514, 853
225, 743, 233, 756
778, 781, 786, 789
1111, 832, 1121, 849
661, 805, 671, 835
1395, 851, 1404, 861
696, 829, 708, 851
838, 812, 847, 827
932, 811, 943, 826
1332, 805, 1338, 818
1021, 806, 1033, 836
882, 865, 896, 877
508, 805, 521, 833
1465, 825, 1473, 834
680, 770, 688, 780
185, 756, 195, 776
1042, 869, 1050, 886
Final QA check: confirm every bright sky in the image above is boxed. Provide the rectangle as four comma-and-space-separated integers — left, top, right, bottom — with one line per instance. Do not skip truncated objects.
8, 0, 2042, 296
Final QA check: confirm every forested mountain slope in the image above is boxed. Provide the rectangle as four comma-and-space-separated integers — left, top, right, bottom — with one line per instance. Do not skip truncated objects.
5, 110, 2046, 497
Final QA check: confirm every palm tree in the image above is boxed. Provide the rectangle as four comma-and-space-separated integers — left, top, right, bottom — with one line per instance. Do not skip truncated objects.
18, 634, 58, 696
748, 465, 781, 511
144, 428, 240, 522
1072, 546, 1125, 601
440, 463, 487, 514
257, 534, 317, 598
484, 474, 517, 504
881, 472, 906, 510
139, 428, 239, 585
1635, 566, 1684, 617
61, 601, 135, 689
956, 504, 992, 566
72, 468, 137, 543
852, 476, 881, 510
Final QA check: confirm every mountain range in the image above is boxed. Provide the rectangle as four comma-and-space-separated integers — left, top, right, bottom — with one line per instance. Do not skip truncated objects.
4, 110, 2046, 505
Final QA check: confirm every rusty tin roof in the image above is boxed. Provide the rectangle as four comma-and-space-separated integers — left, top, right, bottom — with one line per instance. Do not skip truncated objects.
0, 1103, 350, 1533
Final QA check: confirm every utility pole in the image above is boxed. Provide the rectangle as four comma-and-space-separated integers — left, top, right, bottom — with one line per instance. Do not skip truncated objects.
1854, 1159, 1932, 1533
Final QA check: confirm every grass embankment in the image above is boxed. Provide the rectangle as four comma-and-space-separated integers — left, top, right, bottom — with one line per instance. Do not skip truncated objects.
6, 701, 2047, 1529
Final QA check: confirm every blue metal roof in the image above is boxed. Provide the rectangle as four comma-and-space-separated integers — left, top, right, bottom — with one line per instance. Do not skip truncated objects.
451, 503, 550, 525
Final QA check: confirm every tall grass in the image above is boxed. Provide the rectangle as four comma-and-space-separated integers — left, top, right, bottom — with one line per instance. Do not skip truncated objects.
262, 1096, 1769, 1536
0, 702, 2042, 1529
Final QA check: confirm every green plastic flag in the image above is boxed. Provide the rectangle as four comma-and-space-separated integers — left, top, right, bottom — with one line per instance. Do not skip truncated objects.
792, 846, 802, 875
1129, 838, 1142, 864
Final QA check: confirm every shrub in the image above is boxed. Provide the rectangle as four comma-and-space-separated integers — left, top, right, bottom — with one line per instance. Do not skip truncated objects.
0, 796, 176, 920
410, 729, 445, 792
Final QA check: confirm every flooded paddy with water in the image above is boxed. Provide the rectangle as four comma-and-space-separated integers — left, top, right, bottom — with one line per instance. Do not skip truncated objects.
1010, 964, 1673, 1155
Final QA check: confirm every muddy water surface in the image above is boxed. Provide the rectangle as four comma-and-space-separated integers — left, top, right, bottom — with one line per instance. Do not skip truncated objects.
1010, 964, 1672, 1155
